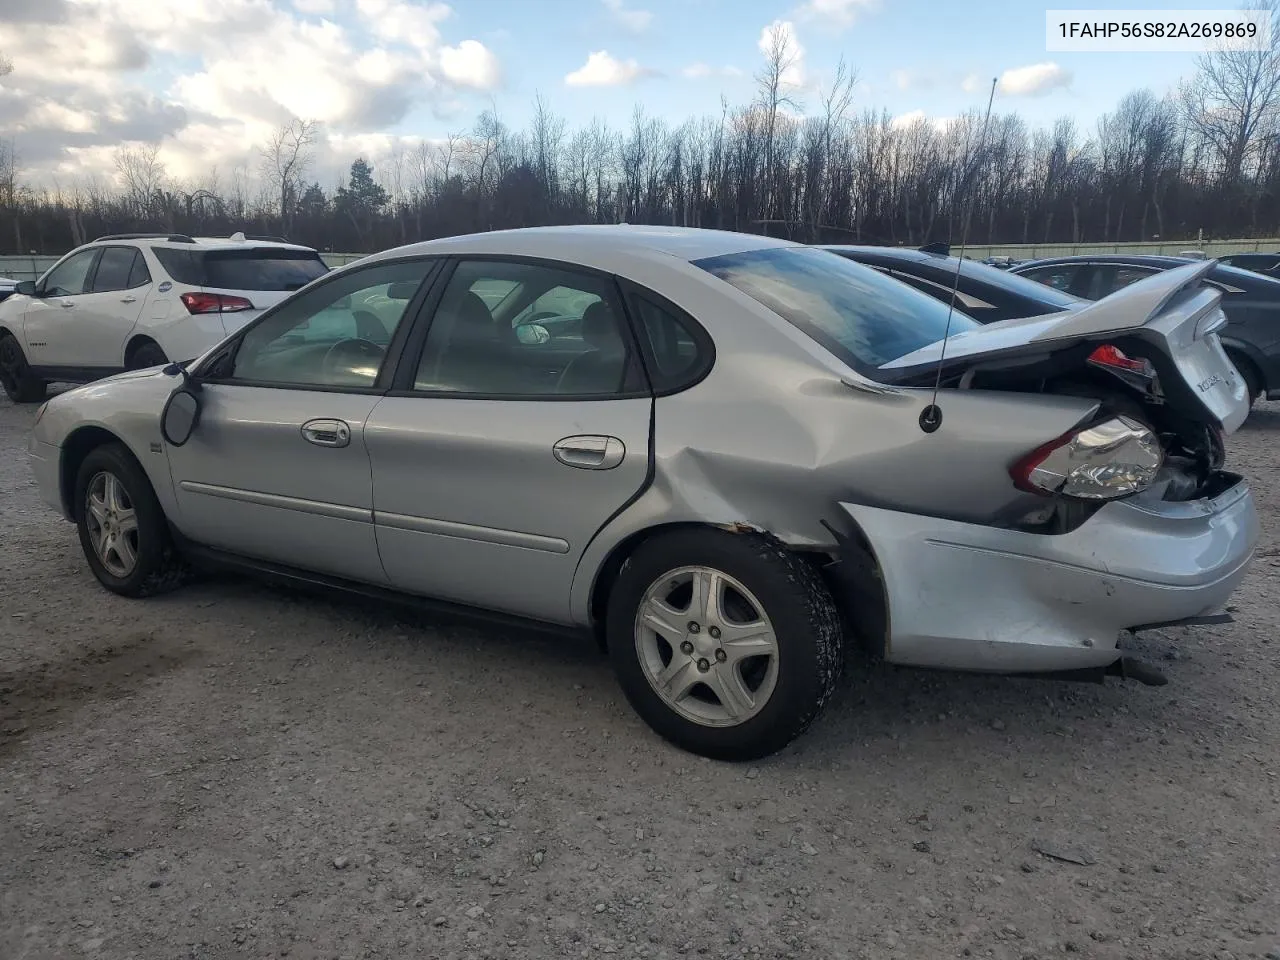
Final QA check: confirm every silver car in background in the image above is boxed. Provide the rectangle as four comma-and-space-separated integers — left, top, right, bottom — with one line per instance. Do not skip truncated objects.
27, 226, 1259, 760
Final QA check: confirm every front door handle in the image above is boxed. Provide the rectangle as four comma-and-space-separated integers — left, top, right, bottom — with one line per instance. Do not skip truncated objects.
553, 435, 625, 470
59, 300, 74, 308
300, 418, 351, 448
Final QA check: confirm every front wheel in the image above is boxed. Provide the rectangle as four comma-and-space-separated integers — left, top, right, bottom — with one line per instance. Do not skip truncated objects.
606, 529, 843, 761
0, 332, 47, 403
74, 442, 187, 597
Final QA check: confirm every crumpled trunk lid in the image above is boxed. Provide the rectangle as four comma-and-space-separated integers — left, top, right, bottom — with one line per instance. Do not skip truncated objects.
880, 260, 1251, 434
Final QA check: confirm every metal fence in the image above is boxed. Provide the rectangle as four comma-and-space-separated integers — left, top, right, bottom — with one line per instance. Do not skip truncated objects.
5, 239, 1280, 282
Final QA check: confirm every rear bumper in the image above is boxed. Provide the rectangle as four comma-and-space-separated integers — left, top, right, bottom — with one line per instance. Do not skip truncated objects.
839, 474, 1259, 673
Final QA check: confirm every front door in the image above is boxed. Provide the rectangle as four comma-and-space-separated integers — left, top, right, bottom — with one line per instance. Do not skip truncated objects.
366, 258, 653, 623
166, 258, 437, 583
22, 248, 101, 369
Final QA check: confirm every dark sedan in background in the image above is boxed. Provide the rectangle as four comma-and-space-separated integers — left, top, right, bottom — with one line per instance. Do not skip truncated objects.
821, 245, 1081, 325
1011, 254, 1280, 403
1218, 252, 1280, 278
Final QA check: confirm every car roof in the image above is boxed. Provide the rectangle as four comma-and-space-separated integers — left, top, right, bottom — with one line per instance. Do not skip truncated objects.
821, 244, 935, 263
360, 225, 796, 270
1014, 254, 1195, 269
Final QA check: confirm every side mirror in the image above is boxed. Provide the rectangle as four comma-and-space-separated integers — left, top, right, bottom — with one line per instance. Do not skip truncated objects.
14, 280, 36, 296
514, 322, 551, 346
161, 388, 202, 446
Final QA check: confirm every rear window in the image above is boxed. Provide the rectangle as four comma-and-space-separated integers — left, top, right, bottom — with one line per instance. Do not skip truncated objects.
694, 246, 979, 372
152, 247, 329, 291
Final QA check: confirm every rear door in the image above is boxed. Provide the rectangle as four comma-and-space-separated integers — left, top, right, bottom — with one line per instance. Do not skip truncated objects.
71, 246, 150, 366
365, 257, 653, 623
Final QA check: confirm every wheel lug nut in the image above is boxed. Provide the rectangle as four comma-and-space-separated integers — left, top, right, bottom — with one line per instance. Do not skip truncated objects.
680, 641, 694, 655
696, 658, 710, 672
687, 622, 700, 634
708, 626, 721, 639
715, 649, 727, 663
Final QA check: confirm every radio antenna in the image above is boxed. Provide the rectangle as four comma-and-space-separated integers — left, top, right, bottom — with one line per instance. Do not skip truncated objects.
919, 76, 998, 434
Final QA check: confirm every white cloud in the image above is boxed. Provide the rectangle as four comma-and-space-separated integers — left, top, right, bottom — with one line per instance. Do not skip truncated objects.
682, 63, 745, 80
758, 21, 805, 91
795, 0, 878, 30
564, 51, 654, 87
603, 0, 653, 33
440, 40, 502, 89
890, 110, 953, 133
0, 0, 504, 186
997, 62, 1071, 97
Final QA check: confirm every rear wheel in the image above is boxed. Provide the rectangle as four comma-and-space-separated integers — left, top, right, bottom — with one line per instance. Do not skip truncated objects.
606, 529, 843, 761
127, 340, 168, 370
0, 332, 47, 403
74, 442, 187, 597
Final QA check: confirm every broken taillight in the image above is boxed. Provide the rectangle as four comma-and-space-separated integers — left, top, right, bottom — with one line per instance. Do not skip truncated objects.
1088, 344, 1155, 377
1010, 416, 1163, 500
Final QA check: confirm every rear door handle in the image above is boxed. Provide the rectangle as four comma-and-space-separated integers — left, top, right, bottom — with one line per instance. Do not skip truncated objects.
553, 435, 625, 470
120, 295, 137, 303
60, 300, 74, 308
300, 418, 351, 448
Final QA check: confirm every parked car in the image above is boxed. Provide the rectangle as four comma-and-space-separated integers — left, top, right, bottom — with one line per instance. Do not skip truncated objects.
28, 226, 1257, 760
822, 245, 1082, 324
981, 255, 1024, 269
1216, 251, 1280, 277
0, 232, 329, 402
1009, 254, 1280, 403
0, 276, 17, 303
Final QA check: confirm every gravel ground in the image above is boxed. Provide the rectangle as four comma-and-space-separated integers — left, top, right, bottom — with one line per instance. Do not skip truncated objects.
1, 392, 1277, 960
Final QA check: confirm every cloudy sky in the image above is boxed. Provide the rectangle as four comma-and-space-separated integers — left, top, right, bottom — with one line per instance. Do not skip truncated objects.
0, 0, 1239, 191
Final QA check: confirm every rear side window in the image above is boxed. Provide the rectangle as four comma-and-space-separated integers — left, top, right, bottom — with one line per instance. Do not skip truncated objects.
128, 252, 152, 288
630, 295, 710, 392
91, 247, 139, 293
152, 247, 329, 291
1018, 264, 1079, 294
694, 246, 978, 373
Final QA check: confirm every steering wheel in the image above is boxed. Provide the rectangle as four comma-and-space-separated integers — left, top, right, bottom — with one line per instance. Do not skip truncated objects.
321, 337, 385, 379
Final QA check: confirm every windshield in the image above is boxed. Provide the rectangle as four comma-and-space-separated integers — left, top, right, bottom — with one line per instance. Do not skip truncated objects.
694, 246, 980, 372
152, 247, 329, 291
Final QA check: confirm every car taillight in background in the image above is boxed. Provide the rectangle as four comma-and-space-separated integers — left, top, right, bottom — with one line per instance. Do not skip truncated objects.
1010, 416, 1163, 501
180, 292, 254, 314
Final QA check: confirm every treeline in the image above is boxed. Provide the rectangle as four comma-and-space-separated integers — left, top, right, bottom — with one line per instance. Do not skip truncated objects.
5, 24, 1280, 254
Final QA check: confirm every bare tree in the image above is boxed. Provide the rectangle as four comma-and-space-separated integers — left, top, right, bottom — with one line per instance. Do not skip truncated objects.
1180, 0, 1280, 184
259, 118, 318, 238
113, 144, 166, 220
755, 22, 804, 219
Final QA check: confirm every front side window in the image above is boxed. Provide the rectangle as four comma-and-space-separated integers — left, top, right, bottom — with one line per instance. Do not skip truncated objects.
91, 247, 141, 293
414, 260, 636, 397
227, 260, 432, 388
695, 246, 979, 373
41, 250, 98, 298
1090, 265, 1157, 299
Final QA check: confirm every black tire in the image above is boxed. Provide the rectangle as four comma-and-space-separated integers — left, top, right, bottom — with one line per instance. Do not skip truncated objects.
127, 340, 168, 370
1229, 353, 1261, 407
0, 332, 47, 403
605, 529, 843, 762
73, 441, 187, 597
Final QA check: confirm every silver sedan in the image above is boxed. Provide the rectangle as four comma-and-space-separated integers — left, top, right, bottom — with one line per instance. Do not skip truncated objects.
27, 226, 1259, 760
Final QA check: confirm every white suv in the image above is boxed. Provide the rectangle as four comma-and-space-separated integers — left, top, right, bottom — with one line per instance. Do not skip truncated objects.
0, 232, 329, 402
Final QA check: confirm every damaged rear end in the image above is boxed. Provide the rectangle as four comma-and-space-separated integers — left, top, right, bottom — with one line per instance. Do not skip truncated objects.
840, 261, 1260, 675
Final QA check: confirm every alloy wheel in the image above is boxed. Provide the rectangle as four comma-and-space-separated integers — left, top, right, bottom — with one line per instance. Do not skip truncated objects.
84, 471, 140, 578
633, 565, 780, 727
